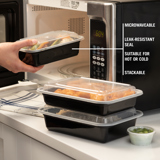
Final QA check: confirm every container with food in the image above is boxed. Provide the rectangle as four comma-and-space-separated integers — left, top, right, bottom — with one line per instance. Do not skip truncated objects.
19, 31, 84, 66
37, 77, 143, 116
39, 105, 143, 143
127, 126, 155, 146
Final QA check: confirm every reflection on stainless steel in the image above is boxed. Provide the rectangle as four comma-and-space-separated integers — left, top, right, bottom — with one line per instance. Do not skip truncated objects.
88, 2, 116, 81
58, 62, 89, 78
0, 15, 6, 43
22, 53, 34, 65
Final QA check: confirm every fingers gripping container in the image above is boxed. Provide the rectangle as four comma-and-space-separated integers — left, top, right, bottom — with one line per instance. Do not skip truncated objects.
39, 106, 143, 143
37, 77, 143, 116
19, 31, 84, 66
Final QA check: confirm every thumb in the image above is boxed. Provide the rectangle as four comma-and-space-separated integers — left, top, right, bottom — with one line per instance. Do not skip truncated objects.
14, 39, 38, 50
17, 59, 44, 73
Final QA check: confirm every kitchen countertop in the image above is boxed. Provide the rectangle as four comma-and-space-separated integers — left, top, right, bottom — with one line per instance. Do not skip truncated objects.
0, 108, 159, 160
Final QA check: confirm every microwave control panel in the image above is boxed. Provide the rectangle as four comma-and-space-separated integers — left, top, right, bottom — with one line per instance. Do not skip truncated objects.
90, 19, 107, 80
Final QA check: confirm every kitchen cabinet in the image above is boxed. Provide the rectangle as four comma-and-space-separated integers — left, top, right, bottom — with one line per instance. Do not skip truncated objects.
0, 109, 160, 160
0, 122, 73, 160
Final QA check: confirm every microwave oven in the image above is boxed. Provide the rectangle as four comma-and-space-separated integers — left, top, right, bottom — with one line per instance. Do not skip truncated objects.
1, 0, 160, 112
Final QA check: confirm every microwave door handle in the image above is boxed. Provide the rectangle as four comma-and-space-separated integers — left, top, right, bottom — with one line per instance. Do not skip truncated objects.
0, 9, 15, 42
103, 3, 116, 82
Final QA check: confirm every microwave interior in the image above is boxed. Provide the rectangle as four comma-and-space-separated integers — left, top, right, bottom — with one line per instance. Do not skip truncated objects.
25, 4, 90, 84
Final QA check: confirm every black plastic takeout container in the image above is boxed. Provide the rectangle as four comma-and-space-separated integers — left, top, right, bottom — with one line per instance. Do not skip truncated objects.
37, 77, 143, 116
19, 31, 84, 66
39, 106, 143, 143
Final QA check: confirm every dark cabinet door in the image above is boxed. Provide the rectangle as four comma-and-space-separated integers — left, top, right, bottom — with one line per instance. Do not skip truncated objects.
116, 2, 160, 111
0, 0, 24, 87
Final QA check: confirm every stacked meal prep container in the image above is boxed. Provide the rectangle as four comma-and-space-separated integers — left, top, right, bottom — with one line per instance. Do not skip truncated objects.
19, 31, 84, 66
38, 77, 143, 143
18, 25, 143, 143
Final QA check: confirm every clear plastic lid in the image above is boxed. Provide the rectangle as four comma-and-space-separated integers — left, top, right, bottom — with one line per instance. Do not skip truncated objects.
40, 77, 138, 102
19, 30, 84, 53
39, 105, 143, 126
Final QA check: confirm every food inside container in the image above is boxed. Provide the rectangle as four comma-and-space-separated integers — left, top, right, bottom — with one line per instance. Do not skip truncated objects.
41, 77, 138, 101
54, 81, 135, 101
37, 77, 143, 116
19, 31, 84, 66
20, 31, 83, 52
39, 105, 143, 143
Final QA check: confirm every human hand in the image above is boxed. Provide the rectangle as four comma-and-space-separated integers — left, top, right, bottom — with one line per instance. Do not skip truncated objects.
0, 39, 44, 73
